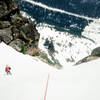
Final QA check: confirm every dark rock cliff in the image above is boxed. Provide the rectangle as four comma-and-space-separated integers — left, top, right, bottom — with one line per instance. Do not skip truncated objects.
0, 0, 40, 55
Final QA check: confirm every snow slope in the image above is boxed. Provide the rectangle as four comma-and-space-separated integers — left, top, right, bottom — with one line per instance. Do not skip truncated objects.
0, 42, 100, 100
0, 42, 56, 100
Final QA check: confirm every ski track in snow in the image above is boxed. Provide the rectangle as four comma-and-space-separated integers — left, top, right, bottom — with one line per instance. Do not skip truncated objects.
24, 0, 99, 22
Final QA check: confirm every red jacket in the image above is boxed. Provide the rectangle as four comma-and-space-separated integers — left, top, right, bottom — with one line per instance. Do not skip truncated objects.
5, 66, 11, 73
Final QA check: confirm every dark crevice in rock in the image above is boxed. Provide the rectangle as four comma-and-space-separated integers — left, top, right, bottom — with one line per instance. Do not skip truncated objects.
0, 9, 20, 21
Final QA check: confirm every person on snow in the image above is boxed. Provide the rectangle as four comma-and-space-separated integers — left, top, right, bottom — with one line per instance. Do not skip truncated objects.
5, 65, 11, 75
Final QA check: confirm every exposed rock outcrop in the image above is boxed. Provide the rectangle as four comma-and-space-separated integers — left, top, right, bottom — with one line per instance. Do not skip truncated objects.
75, 47, 100, 65
0, 0, 40, 55
91, 47, 100, 57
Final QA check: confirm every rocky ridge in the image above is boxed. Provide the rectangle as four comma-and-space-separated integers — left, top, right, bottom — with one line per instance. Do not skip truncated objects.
0, 0, 62, 69
0, 0, 40, 55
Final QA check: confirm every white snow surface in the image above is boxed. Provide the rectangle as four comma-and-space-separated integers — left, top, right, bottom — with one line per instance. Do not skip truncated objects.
0, 42, 100, 100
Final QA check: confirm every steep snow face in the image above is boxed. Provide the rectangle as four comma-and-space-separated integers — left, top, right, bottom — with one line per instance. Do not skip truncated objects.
48, 59, 100, 100
37, 21, 100, 67
0, 42, 56, 100
0, 42, 100, 100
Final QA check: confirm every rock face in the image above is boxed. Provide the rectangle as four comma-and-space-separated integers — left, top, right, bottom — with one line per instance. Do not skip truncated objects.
91, 47, 100, 57
75, 47, 100, 65
0, 0, 40, 55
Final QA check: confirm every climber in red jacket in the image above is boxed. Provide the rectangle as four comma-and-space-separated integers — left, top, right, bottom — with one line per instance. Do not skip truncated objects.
5, 65, 11, 75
